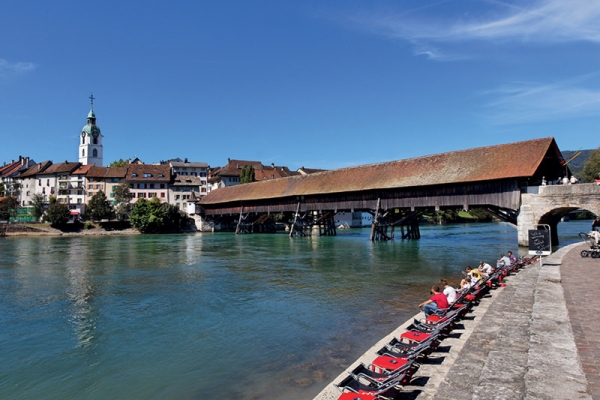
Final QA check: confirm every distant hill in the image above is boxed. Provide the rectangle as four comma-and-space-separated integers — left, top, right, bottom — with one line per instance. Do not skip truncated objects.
562, 149, 591, 176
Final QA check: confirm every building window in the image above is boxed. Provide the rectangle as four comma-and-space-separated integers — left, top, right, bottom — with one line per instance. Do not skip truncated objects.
110, 193, 114, 198
96, 184, 100, 189
158, 174, 164, 178
160, 184, 165, 189
175, 195, 180, 200
93, 148, 98, 156
149, 184, 155, 189
143, 173, 152, 178
160, 192, 165, 198
149, 192, 156, 198
88, 184, 93, 189
132, 173, 138, 178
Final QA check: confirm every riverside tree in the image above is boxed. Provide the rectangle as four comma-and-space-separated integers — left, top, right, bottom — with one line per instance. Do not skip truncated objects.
113, 181, 133, 220
0, 197, 17, 221
130, 197, 188, 233
581, 147, 600, 183
45, 203, 71, 228
86, 190, 115, 221
30, 193, 46, 222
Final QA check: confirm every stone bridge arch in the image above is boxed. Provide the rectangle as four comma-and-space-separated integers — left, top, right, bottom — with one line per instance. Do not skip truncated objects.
518, 184, 600, 246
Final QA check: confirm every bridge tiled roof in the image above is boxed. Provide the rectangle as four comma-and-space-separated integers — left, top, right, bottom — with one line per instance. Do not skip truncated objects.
200, 137, 561, 204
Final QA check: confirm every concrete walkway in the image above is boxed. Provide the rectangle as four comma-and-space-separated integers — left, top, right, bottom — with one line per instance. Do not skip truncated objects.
314, 243, 593, 400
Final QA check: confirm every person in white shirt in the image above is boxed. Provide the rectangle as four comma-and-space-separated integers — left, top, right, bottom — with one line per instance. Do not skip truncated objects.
479, 261, 493, 276
440, 279, 457, 304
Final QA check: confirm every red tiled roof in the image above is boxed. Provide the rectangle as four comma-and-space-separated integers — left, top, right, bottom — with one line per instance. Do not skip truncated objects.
72, 164, 93, 175
201, 138, 561, 205
105, 167, 127, 178
86, 166, 109, 178
37, 162, 81, 175
17, 161, 53, 178
126, 164, 171, 182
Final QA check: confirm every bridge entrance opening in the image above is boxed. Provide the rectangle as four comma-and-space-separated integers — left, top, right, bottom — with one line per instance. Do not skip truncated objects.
539, 208, 597, 246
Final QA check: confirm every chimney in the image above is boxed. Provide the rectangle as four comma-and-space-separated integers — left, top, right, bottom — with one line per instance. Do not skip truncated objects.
184, 158, 188, 163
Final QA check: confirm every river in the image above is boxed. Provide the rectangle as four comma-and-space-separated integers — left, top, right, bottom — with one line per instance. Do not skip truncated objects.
0, 220, 590, 400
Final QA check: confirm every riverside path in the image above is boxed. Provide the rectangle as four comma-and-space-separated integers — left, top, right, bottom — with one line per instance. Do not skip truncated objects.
315, 242, 596, 399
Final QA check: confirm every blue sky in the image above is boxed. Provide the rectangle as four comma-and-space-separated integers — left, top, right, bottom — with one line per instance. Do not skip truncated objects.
1, 0, 599, 170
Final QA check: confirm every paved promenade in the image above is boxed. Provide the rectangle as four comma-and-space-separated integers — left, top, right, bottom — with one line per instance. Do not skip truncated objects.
314, 242, 595, 400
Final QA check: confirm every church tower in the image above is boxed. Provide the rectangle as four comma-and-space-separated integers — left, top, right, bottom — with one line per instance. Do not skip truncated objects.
78, 93, 103, 166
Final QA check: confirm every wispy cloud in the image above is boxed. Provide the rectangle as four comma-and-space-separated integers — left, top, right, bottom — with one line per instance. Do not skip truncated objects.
348, 0, 600, 58
480, 74, 600, 124
0, 59, 37, 80
456, 0, 600, 43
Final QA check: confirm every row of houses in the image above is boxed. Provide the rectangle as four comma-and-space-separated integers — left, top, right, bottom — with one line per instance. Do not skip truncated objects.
0, 155, 324, 219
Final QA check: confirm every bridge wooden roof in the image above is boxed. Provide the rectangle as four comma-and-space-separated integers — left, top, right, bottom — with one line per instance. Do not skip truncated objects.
200, 137, 562, 205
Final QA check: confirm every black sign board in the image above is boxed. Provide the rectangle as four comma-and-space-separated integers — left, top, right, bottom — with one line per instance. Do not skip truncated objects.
528, 229, 551, 255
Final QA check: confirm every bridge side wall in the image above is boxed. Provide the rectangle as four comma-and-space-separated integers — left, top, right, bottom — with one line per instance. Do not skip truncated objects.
518, 183, 600, 246
202, 180, 521, 216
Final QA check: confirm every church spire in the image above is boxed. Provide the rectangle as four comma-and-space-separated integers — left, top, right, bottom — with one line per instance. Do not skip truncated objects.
87, 92, 96, 122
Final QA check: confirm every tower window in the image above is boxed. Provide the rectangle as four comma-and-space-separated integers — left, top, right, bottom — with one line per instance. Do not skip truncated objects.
82, 149, 85, 157
93, 149, 98, 157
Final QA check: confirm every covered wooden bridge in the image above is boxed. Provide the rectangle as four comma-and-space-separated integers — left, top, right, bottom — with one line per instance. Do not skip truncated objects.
198, 138, 568, 240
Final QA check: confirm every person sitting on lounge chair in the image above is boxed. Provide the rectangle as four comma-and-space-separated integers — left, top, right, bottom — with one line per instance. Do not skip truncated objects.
496, 253, 511, 268
440, 279, 457, 304
418, 285, 449, 317
507, 251, 517, 264
465, 266, 483, 284
478, 261, 493, 276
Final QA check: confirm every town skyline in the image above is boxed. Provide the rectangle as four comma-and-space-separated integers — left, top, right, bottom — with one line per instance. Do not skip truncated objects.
1, 1, 599, 169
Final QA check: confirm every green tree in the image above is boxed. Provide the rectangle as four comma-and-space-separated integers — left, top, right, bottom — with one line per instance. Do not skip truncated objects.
113, 181, 133, 221
130, 197, 188, 233
0, 197, 17, 221
581, 147, 600, 183
130, 198, 166, 233
45, 203, 71, 228
240, 165, 255, 184
87, 190, 115, 221
110, 158, 130, 167
30, 193, 46, 222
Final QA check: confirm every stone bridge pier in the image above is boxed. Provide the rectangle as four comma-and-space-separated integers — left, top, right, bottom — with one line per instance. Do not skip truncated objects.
518, 183, 600, 247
